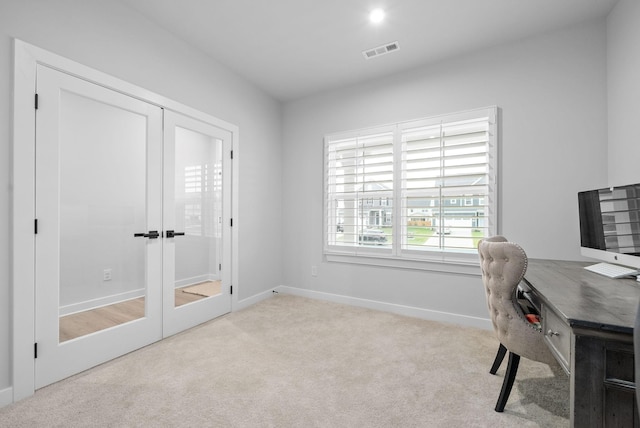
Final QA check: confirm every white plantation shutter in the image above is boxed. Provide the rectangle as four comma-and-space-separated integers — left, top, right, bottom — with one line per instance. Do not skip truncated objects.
325, 107, 497, 264
400, 112, 496, 257
325, 129, 394, 254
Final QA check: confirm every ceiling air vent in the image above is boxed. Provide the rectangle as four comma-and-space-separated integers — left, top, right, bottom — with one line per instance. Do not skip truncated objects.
362, 41, 400, 60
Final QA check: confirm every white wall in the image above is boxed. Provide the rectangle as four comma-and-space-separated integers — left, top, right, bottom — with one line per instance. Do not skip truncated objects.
281, 20, 608, 325
0, 0, 282, 394
607, 0, 640, 186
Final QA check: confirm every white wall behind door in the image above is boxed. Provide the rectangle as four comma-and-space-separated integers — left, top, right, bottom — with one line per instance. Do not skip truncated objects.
1, 0, 282, 397
58, 89, 147, 311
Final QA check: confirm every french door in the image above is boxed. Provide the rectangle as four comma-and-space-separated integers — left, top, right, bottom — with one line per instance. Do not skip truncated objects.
34, 65, 231, 388
162, 111, 232, 337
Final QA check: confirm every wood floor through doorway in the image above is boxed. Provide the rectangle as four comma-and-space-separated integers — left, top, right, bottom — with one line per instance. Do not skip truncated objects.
58, 281, 222, 342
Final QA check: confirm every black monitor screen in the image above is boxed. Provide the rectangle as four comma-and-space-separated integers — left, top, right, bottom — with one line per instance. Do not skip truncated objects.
578, 183, 640, 256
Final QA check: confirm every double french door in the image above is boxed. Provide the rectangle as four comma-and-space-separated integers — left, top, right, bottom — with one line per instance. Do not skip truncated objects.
34, 65, 232, 388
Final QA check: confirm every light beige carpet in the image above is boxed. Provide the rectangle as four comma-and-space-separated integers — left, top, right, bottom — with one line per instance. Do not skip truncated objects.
0, 295, 569, 427
180, 280, 222, 297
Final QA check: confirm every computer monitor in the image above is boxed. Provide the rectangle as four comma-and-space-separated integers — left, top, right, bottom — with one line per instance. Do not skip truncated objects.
578, 183, 640, 269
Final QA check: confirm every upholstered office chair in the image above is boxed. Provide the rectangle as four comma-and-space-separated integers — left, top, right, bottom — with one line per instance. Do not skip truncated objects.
477, 236, 557, 412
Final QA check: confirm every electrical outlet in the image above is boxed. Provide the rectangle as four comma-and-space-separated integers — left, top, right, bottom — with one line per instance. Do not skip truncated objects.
311, 266, 317, 277
103, 269, 112, 281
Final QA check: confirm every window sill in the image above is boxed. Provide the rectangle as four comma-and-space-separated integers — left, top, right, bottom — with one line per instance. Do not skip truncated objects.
325, 252, 481, 276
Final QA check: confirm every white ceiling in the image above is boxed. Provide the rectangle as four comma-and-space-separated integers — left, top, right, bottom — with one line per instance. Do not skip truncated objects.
118, 0, 619, 102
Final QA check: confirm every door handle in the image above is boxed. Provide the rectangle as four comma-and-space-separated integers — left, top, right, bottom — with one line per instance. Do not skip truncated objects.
134, 230, 160, 239
166, 230, 185, 238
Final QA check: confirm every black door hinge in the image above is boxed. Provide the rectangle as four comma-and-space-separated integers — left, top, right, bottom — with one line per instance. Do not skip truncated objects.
34, 219, 38, 234
230, 218, 233, 227
34, 343, 38, 359
219, 263, 222, 271
230, 150, 233, 159
34, 93, 39, 109
230, 285, 233, 295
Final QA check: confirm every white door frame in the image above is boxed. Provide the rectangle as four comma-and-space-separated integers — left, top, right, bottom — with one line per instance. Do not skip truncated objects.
12, 39, 240, 402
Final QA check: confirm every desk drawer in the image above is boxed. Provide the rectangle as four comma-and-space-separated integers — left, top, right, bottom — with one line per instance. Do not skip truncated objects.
542, 305, 571, 373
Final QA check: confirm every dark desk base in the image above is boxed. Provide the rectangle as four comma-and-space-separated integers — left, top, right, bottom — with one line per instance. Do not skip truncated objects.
524, 259, 640, 427
573, 333, 638, 426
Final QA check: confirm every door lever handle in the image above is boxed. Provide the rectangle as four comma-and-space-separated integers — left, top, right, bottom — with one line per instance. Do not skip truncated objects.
166, 230, 185, 238
134, 230, 160, 239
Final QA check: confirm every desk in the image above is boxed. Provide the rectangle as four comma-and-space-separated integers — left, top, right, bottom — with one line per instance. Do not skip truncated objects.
523, 259, 640, 427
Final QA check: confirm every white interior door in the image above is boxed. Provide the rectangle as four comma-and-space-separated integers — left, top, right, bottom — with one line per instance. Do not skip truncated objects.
34, 64, 163, 388
162, 110, 232, 337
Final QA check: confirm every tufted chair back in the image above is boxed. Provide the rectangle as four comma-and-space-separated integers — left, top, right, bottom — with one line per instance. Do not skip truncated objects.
478, 236, 556, 365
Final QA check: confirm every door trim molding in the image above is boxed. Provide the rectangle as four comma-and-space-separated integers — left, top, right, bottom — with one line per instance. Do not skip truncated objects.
12, 39, 240, 403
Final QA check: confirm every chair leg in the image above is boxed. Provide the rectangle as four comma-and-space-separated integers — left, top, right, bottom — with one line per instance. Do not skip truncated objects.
490, 343, 507, 375
495, 352, 520, 412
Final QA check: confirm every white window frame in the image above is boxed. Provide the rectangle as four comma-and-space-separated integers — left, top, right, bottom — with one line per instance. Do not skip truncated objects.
323, 107, 498, 273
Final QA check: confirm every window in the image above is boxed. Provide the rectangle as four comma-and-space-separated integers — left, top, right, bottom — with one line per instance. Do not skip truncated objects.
324, 107, 498, 267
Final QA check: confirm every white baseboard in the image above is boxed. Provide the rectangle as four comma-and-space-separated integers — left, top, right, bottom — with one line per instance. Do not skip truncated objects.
61, 276, 222, 316
275, 286, 492, 330
175, 274, 218, 288
0, 386, 13, 408
234, 288, 277, 311
59, 288, 145, 316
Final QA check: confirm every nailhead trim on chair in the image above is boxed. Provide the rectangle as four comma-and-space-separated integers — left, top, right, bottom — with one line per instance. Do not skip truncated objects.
480, 239, 540, 332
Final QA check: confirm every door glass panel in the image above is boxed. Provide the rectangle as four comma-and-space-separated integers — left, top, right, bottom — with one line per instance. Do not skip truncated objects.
173, 126, 223, 307
58, 90, 148, 342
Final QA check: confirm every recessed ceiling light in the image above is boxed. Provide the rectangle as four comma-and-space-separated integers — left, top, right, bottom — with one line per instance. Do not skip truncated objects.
369, 8, 385, 24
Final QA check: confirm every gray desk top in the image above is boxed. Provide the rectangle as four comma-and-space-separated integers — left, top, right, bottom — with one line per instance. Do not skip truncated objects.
523, 259, 640, 334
